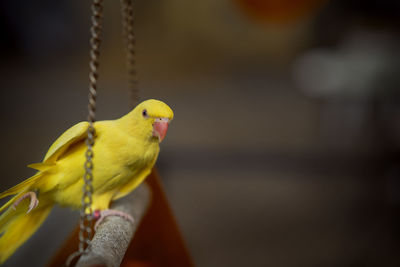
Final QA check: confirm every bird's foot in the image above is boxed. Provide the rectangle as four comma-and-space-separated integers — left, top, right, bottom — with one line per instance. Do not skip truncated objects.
93, 209, 135, 230
12, 191, 39, 214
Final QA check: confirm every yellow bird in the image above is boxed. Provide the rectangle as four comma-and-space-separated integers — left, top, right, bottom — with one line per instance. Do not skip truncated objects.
0, 99, 173, 263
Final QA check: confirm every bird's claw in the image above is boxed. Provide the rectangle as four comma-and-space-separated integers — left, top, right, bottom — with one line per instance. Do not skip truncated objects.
93, 209, 135, 230
12, 191, 39, 214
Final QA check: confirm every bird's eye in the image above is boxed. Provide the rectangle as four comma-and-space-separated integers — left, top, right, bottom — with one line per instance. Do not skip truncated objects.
142, 109, 148, 118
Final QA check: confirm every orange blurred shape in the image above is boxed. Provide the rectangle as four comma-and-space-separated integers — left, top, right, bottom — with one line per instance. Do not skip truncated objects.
47, 169, 193, 267
234, 0, 326, 23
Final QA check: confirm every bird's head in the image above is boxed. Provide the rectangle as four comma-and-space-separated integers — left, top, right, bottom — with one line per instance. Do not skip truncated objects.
127, 99, 174, 143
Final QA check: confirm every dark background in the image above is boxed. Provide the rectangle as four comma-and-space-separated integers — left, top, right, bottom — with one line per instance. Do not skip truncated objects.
0, 0, 399, 266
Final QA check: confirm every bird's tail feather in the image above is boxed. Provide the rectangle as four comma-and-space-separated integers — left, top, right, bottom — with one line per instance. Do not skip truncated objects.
0, 172, 43, 198
0, 201, 53, 263
0, 172, 43, 213
0, 171, 51, 263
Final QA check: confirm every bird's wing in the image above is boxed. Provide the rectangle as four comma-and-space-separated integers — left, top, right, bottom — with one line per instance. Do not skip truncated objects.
0, 124, 90, 207
43, 121, 89, 163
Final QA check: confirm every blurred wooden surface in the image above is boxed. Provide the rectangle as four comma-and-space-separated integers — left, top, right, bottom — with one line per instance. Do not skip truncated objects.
75, 183, 151, 267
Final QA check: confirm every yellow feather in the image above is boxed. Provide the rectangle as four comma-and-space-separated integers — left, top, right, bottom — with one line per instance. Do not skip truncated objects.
0, 203, 52, 263
0, 99, 174, 263
0, 194, 22, 214
43, 121, 89, 163
0, 172, 43, 200
27, 162, 54, 171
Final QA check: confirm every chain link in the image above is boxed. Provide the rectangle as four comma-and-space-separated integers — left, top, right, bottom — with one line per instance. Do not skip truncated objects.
120, 0, 139, 108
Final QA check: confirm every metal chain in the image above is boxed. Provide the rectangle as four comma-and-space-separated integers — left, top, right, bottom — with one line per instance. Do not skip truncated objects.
120, 0, 139, 108
80, 0, 103, 252
67, 0, 138, 265
66, 0, 103, 265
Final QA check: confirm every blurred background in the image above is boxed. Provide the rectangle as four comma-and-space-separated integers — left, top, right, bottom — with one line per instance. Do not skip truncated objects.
1, 0, 400, 266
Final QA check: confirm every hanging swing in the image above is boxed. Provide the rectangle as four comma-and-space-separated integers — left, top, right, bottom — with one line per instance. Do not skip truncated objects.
0, 0, 192, 266
52, 0, 193, 266
51, 0, 193, 266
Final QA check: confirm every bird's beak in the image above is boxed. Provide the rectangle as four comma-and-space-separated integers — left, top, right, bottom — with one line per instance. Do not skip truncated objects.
153, 118, 169, 142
